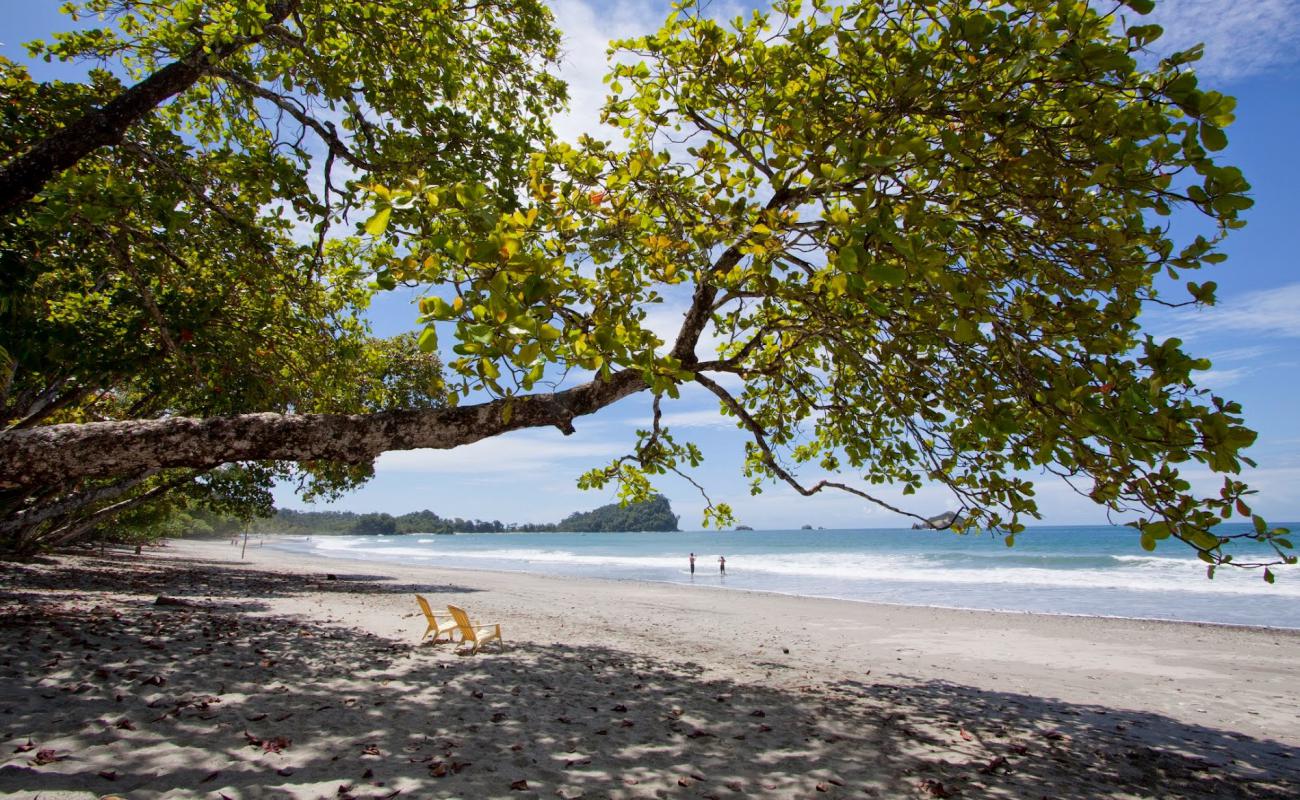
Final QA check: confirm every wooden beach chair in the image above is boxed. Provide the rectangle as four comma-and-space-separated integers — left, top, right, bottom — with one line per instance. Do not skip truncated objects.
415, 594, 459, 644
447, 604, 504, 655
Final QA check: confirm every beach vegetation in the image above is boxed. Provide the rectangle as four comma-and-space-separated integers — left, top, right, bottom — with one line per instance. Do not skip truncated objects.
0, 0, 1293, 573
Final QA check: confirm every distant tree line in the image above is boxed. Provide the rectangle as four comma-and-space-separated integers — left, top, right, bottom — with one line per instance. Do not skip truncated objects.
254, 494, 679, 535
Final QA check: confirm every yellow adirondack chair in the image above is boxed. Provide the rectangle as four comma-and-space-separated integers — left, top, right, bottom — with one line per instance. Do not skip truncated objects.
447, 604, 504, 654
415, 594, 459, 643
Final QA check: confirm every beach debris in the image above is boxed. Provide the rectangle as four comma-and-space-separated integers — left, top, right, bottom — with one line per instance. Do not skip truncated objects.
362, 744, 381, 756
12, 739, 35, 753
154, 596, 204, 608
978, 755, 1008, 774
244, 731, 291, 753
510, 778, 529, 790
29, 748, 64, 765
98, 769, 118, 781
917, 778, 954, 797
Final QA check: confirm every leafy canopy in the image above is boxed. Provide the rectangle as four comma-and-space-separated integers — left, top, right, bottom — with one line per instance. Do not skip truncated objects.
0, 0, 564, 551
366, 0, 1288, 574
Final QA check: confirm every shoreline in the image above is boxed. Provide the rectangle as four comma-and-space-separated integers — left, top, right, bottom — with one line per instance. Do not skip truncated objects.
264, 534, 1300, 633
2, 538, 1296, 798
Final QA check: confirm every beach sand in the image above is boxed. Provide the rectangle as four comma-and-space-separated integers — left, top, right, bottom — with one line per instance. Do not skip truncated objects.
0, 537, 1296, 799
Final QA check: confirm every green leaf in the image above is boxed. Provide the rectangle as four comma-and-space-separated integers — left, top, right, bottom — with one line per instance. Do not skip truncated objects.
1200, 123, 1228, 152
363, 207, 392, 236
1124, 0, 1156, 14
417, 327, 438, 353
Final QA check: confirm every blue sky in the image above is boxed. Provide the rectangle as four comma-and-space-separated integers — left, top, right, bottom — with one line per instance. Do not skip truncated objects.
6, 1, 1299, 528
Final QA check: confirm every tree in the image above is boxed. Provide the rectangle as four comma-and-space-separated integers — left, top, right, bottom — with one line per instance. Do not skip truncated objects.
1, 0, 1293, 574
0, 0, 561, 553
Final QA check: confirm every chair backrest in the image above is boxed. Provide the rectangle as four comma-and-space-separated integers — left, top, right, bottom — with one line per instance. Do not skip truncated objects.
447, 604, 477, 642
415, 594, 436, 622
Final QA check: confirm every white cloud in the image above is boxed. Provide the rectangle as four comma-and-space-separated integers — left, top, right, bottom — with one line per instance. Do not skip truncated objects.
549, 0, 667, 144
1175, 282, 1300, 339
1138, 0, 1300, 81
375, 428, 625, 475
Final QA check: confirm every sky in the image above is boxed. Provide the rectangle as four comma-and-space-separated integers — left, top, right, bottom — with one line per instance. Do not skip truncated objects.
5, 1, 1300, 529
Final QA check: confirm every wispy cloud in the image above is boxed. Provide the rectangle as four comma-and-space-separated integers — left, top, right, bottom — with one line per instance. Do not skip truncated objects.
375, 429, 624, 476
1174, 282, 1300, 339
1138, 0, 1300, 81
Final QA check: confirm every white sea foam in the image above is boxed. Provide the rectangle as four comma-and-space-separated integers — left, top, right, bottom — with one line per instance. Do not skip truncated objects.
300, 536, 1298, 597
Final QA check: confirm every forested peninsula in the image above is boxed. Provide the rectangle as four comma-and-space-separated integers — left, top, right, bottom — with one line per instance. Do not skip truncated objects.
254, 494, 680, 535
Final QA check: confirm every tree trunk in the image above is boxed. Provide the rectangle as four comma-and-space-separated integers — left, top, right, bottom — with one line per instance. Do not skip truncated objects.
0, 369, 647, 489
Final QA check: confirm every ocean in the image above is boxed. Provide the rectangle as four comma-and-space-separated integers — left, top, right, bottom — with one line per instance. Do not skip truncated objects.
269, 524, 1300, 629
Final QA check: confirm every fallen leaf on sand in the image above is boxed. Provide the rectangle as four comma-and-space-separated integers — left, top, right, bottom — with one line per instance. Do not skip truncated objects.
1009, 744, 1028, 755
140, 674, 166, 686
726, 780, 745, 791
564, 757, 592, 769
430, 762, 448, 777
979, 755, 1008, 774
13, 740, 35, 753
750, 709, 766, 717
362, 744, 381, 756
618, 719, 634, 728
277, 767, 295, 776
510, 779, 529, 790
452, 761, 472, 774
30, 749, 64, 765
201, 771, 221, 783
918, 778, 954, 798
612, 704, 627, 712
678, 777, 692, 787
471, 690, 484, 700
97, 769, 117, 781
816, 783, 829, 793
959, 729, 973, 741
756, 724, 773, 733
686, 729, 714, 739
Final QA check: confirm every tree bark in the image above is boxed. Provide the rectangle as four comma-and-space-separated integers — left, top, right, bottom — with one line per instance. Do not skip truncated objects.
0, 0, 299, 218
0, 369, 646, 489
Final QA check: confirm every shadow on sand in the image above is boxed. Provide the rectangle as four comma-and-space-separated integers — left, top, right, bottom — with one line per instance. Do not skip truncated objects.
0, 555, 1293, 799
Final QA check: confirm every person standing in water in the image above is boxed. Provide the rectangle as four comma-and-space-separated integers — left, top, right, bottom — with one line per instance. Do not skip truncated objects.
719, 555, 726, 575
689, 552, 696, 575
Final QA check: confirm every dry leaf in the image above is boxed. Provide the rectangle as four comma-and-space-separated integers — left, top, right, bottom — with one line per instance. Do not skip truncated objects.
13, 740, 35, 753
510, 779, 529, 790
979, 755, 1008, 775
918, 778, 954, 798
97, 769, 117, 781
959, 729, 972, 741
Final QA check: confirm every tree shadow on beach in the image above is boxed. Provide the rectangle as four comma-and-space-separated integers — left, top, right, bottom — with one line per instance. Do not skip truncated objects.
0, 549, 480, 604
0, 561, 1294, 800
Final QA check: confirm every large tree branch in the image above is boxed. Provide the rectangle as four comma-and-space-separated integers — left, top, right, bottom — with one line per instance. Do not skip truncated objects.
0, 0, 300, 218
0, 368, 646, 489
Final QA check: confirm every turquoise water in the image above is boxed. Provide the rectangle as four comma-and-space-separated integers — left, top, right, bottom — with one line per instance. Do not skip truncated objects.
270, 524, 1300, 629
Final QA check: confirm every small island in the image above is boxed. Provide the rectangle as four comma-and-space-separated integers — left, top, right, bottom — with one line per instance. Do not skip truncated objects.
912, 511, 964, 530
735, 524, 755, 531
